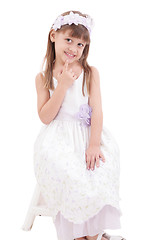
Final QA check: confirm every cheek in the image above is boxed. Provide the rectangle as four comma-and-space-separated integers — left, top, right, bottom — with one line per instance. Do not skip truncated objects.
55, 41, 64, 50
79, 48, 85, 56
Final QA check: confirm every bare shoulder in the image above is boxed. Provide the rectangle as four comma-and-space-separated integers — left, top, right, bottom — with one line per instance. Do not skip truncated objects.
90, 66, 100, 84
35, 72, 46, 92
35, 72, 50, 115
90, 65, 99, 74
35, 72, 50, 103
88, 66, 102, 110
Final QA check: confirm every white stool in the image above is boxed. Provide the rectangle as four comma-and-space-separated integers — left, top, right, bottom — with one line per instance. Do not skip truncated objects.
22, 183, 52, 231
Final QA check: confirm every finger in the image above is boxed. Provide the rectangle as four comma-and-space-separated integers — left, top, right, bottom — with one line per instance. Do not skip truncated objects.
88, 159, 92, 170
64, 59, 69, 71
86, 155, 90, 170
96, 155, 100, 167
72, 74, 77, 80
88, 160, 91, 170
85, 153, 87, 163
100, 152, 105, 162
57, 72, 61, 77
86, 161, 90, 170
90, 156, 95, 171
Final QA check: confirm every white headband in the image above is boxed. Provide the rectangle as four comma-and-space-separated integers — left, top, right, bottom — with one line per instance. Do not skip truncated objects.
51, 11, 94, 35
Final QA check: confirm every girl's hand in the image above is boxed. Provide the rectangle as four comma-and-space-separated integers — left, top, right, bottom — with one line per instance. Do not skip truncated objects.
85, 145, 105, 171
57, 60, 77, 89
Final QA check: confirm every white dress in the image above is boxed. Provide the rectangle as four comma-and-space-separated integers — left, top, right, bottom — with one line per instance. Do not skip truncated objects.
33, 70, 122, 240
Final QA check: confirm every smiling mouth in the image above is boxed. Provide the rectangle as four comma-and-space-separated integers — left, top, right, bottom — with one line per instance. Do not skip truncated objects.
64, 51, 76, 58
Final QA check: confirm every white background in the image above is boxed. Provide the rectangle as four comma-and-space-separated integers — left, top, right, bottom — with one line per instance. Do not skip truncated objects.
0, 0, 160, 239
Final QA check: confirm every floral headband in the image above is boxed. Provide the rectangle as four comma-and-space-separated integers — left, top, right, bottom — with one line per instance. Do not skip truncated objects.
51, 11, 94, 35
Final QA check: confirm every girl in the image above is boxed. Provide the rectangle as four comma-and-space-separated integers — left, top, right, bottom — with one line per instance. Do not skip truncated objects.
34, 10, 125, 240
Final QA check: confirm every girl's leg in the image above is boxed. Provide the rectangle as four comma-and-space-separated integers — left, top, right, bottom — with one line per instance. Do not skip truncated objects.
86, 234, 108, 240
75, 237, 86, 240
75, 233, 109, 240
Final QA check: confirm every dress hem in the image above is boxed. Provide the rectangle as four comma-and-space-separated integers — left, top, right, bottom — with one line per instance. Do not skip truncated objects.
53, 204, 121, 240
52, 202, 122, 224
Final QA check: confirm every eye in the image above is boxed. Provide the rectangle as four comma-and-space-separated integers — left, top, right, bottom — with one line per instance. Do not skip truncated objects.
66, 38, 72, 43
78, 43, 84, 47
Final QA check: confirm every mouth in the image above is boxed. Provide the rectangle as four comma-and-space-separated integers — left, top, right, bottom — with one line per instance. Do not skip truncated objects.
64, 51, 76, 59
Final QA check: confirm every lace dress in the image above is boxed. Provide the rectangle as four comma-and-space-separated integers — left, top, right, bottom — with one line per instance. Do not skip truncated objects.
33, 70, 122, 240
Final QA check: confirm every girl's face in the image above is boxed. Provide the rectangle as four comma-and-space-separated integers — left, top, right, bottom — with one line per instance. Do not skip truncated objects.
51, 29, 87, 65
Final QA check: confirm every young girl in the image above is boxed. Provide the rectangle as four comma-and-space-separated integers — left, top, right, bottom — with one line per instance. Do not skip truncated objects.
34, 10, 125, 240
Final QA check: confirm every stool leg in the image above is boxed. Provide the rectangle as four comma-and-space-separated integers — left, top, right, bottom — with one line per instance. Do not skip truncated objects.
21, 183, 41, 231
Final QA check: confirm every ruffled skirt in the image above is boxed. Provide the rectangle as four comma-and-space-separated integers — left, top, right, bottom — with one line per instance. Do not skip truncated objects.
33, 119, 122, 239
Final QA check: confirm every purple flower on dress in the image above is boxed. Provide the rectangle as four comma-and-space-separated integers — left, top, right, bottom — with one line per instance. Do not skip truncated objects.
75, 104, 92, 127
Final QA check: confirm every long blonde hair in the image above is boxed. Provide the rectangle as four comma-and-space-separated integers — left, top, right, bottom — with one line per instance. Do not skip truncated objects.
41, 10, 93, 97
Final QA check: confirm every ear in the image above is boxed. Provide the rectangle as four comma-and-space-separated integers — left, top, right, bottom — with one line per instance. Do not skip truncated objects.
50, 29, 56, 43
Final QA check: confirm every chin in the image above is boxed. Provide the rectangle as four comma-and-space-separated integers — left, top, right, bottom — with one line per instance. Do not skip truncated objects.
65, 58, 77, 64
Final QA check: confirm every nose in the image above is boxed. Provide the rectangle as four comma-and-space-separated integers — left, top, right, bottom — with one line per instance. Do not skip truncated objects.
68, 45, 77, 54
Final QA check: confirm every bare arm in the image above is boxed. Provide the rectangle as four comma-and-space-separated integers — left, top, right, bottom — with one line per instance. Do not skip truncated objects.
85, 66, 105, 171
35, 73, 68, 125
35, 60, 78, 125
88, 66, 103, 147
